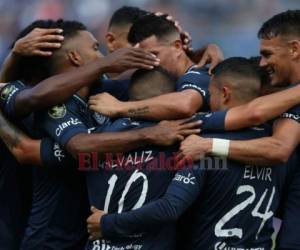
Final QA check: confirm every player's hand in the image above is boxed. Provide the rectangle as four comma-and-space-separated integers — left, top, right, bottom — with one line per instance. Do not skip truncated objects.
177, 135, 212, 162
89, 92, 122, 117
12, 28, 64, 57
197, 44, 224, 74
148, 118, 202, 146
0, 83, 7, 90
103, 47, 160, 73
87, 206, 106, 241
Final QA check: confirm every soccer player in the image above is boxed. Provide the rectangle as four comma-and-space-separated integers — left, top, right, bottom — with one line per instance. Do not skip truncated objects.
88, 58, 297, 250
177, 10, 300, 250
105, 6, 148, 53
0, 25, 65, 250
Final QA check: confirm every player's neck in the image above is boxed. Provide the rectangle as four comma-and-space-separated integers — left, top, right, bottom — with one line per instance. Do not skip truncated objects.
289, 63, 300, 84
180, 56, 194, 76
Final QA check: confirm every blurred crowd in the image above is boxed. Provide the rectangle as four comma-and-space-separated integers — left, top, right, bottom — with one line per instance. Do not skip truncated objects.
0, 0, 299, 63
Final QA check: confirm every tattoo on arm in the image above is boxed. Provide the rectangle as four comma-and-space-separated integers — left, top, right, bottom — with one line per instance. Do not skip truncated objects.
127, 106, 150, 117
0, 111, 25, 151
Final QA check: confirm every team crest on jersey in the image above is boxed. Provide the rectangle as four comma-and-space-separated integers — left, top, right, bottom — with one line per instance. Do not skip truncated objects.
93, 112, 109, 125
0, 85, 17, 101
48, 104, 66, 119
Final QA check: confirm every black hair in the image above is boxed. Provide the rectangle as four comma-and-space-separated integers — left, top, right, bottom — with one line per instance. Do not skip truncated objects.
128, 13, 178, 44
129, 67, 176, 100
212, 57, 261, 80
11, 19, 87, 84
212, 57, 262, 101
258, 10, 300, 39
247, 56, 270, 86
108, 6, 148, 29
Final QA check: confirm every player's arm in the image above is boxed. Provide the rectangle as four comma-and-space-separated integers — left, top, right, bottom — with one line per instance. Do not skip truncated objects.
11, 48, 159, 117
180, 117, 300, 166
0, 110, 41, 165
87, 168, 205, 240
0, 28, 64, 82
89, 70, 210, 120
223, 84, 300, 130
39, 103, 201, 159
66, 119, 200, 158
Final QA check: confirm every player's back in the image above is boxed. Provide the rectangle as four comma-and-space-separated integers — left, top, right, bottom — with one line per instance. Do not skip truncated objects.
86, 118, 178, 250
184, 126, 296, 250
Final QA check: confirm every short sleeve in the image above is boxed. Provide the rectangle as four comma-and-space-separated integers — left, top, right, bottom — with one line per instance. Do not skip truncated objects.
40, 137, 75, 169
280, 105, 300, 124
36, 100, 88, 146
176, 68, 210, 111
0, 81, 27, 119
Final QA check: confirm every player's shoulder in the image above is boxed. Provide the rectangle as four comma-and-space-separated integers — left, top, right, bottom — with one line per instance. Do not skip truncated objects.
178, 66, 209, 81
0, 80, 27, 105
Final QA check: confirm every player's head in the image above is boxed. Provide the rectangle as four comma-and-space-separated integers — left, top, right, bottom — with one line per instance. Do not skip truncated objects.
129, 67, 176, 101
210, 57, 261, 111
128, 13, 187, 76
258, 10, 300, 86
106, 6, 148, 53
49, 19, 102, 74
12, 19, 102, 84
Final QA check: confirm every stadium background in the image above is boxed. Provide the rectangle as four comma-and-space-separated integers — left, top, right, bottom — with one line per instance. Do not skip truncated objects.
0, 0, 299, 64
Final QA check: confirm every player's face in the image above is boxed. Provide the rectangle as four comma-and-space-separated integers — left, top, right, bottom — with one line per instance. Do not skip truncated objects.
139, 35, 180, 76
208, 80, 222, 111
106, 26, 132, 53
75, 30, 103, 64
259, 36, 292, 86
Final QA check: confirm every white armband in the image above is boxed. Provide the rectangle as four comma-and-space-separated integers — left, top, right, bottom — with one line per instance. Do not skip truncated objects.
212, 138, 230, 157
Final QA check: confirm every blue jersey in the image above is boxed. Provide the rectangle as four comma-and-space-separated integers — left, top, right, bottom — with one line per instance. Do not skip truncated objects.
275, 105, 300, 250
100, 125, 296, 250
0, 81, 34, 250
85, 118, 178, 250
33, 94, 109, 250
176, 65, 210, 111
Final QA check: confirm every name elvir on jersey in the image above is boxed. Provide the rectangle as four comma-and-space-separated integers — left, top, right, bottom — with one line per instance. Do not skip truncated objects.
243, 165, 272, 182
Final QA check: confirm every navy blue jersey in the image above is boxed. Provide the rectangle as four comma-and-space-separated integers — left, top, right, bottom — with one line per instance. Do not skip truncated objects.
91, 79, 130, 101
22, 94, 106, 250
0, 141, 28, 250
100, 125, 295, 250
275, 105, 300, 250
85, 118, 179, 250
0, 81, 36, 250
176, 65, 210, 111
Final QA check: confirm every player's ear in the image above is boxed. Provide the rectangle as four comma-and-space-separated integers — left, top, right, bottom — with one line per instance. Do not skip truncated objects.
105, 32, 116, 53
222, 86, 231, 104
67, 50, 83, 67
288, 40, 300, 60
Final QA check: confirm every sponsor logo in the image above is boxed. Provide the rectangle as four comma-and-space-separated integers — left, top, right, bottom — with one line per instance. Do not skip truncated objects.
215, 242, 265, 250
181, 83, 206, 96
53, 143, 65, 162
55, 117, 82, 136
0, 85, 18, 101
281, 112, 300, 121
173, 172, 196, 185
48, 104, 67, 119
93, 112, 110, 125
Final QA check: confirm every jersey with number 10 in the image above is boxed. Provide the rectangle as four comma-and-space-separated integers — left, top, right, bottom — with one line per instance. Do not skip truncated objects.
85, 118, 179, 250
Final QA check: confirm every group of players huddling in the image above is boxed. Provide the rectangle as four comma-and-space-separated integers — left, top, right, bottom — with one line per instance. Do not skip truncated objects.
0, 5, 300, 250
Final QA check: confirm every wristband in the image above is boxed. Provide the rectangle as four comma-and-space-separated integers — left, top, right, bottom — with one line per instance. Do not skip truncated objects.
212, 138, 230, 157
